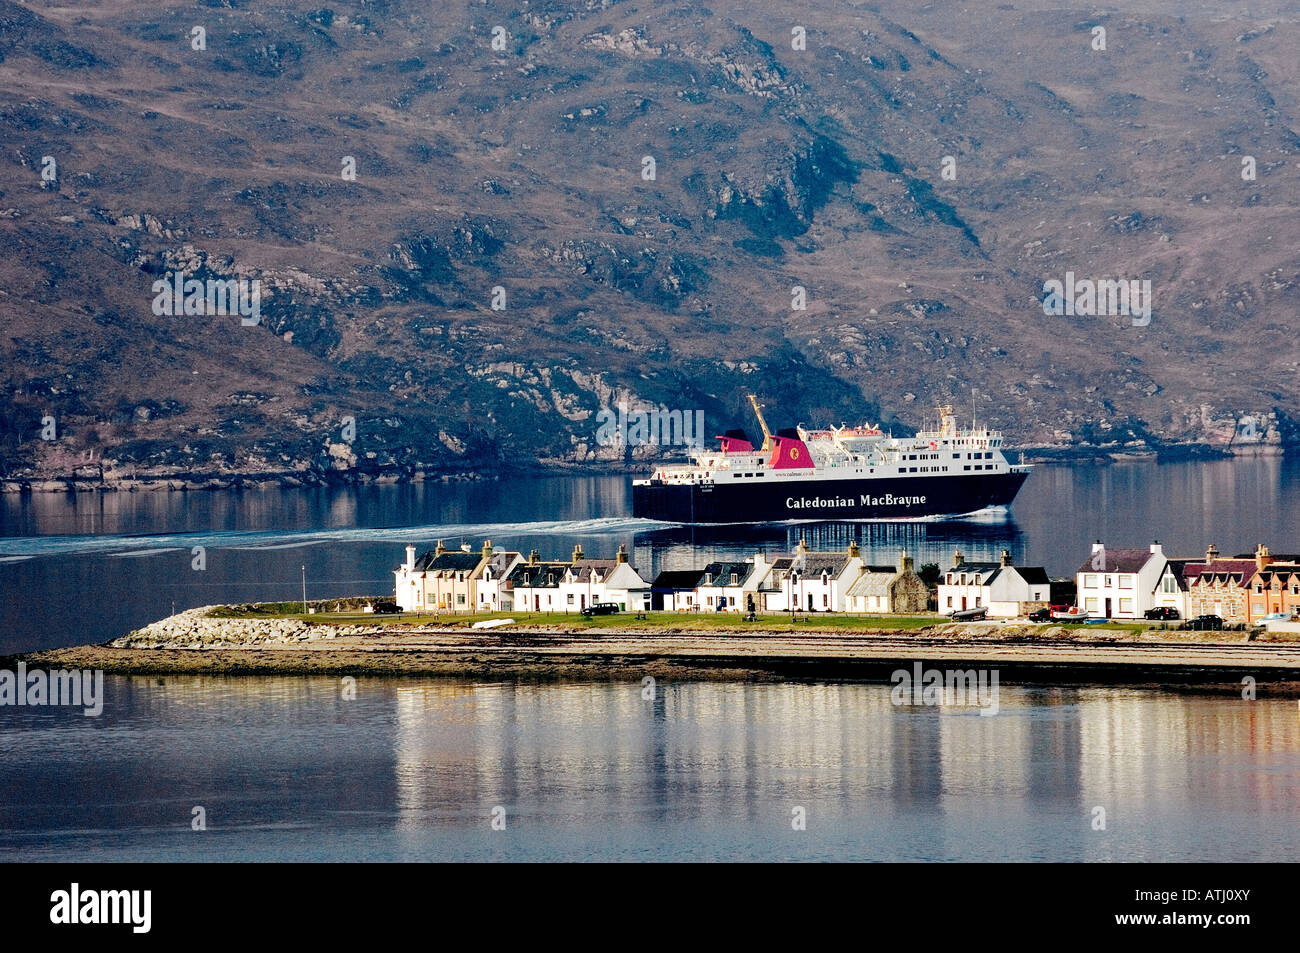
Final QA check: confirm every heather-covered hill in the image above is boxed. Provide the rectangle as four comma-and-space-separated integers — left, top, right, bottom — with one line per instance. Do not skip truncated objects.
1, 0, 1297, 482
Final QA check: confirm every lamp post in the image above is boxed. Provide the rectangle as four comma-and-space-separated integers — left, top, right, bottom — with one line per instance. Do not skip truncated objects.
301, 565, 307, 615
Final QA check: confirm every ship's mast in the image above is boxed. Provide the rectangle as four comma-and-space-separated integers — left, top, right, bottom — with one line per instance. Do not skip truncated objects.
748, 393, 773, 451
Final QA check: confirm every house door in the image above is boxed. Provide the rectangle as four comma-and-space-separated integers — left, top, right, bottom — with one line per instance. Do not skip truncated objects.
1105, 598, 1112, 618
580, 594, 586, 610
961, 596, 967, 610
533, 595, 539, 611
807, 593, 813, 610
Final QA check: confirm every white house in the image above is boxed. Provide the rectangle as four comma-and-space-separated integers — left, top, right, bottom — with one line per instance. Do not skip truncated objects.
394, 541, 489, 612
1076, 541, 1170, 619
937, 549, 1051, 618
507, 554, 569, 612
1150, 557, 1191, 619
472, 547, 525, 611
558, 544, 651, 612
783, 541, 865, 613
651, 569, 708, 611
751, 557, 796, 612
696, 556, 772, 613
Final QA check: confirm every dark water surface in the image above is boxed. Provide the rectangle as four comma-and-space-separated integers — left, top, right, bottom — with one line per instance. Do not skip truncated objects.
3, 677, 1298, 862
3, 460, 1300, 861
3, 458, 1300, 654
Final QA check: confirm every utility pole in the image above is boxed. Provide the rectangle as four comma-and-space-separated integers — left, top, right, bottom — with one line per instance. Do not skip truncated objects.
301, 565, 307, 615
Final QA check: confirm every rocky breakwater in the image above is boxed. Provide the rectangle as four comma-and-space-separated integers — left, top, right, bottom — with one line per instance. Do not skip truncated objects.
114, 607, 350, 650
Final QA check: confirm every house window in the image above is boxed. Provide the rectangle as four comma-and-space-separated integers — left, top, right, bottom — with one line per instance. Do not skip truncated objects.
1162, 576, 1177, 593
457, 594, 465, 605
706, 596, 713, 606
1253, 603, 1265, 614
823, 593, 829, 608
426, 593, 435, 606
1119, 599, 1133, 613
1085, 598, 1099, 612
1105, 576, 1113, 587
1119, 575, 1133, 589
567, 594, 574, 604
974, 597, 981, 607
946, 596, 952, 607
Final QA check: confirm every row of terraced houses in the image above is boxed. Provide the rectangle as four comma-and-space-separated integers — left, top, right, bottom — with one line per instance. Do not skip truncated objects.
1076, 541, 1300, 625
393, 540, 931, 615
392, 538, 1300, 626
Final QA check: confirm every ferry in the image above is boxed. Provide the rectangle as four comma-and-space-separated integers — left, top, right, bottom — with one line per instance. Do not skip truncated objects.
632, 396, 1031, 524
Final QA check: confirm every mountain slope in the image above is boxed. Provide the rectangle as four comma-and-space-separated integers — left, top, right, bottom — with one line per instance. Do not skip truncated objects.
1, 0, 1298, 482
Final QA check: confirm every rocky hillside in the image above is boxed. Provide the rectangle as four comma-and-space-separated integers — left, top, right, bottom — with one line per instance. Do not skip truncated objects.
1, 0, 1298, 483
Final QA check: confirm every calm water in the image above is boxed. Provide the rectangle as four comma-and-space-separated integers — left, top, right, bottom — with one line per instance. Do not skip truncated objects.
2, 677, 1298, 862
2, 458, 1300, 654
3, 459, 1300, 861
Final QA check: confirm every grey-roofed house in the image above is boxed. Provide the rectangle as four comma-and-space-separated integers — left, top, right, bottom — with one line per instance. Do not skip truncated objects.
696, 557, 773, 613
782, 540, 866, 612
507, 550, 572, 613
845, 551, 929, 614
395, 540, 496, 612
938, 548, 1051, 617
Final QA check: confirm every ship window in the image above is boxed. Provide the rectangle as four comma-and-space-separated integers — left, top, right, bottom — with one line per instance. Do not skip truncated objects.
964, 465, 970, 471
909, 467, 917, 473
953, 454, 960, 459
756, 472, 764, 477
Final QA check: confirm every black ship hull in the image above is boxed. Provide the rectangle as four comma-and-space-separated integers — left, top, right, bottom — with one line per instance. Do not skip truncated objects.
633, 470, 1030, 524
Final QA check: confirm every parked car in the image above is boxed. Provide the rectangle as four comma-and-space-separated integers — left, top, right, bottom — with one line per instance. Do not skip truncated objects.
1143, 606, 1181, 621
1027, 608, 1052, 623
1182, 614, 1224, 631
581, 602, 621, 618
371, 601, 401, 614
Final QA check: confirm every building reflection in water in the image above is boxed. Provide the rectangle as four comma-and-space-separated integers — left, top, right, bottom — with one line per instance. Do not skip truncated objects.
385, 678, 1300, 859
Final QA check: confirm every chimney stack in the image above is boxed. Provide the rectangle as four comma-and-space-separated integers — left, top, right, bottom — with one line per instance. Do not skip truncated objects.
899, 549, 914, 574
952, 548, 964, 569
482, 539, 493, 558
1206, 544, 1218, 564
528, 549, 540, 565
1000, 549, 1012, 567
847, 540, 860, 558
616, 543, 628, 564
572, 543, 584, 562
1256, 543, 1272, 570
1092, 540, 1104, 554
405, 544, 416, 571
1150, 540, 1162, 555
797, 538, 809, 554
435, 539, 446, 557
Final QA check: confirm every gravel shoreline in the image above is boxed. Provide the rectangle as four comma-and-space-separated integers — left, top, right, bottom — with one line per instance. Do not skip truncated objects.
10, 607, 1300, 691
